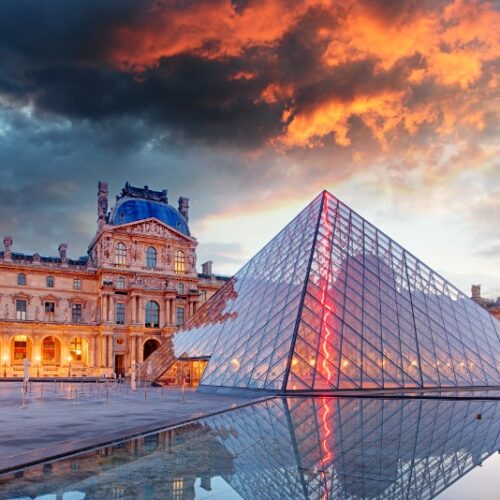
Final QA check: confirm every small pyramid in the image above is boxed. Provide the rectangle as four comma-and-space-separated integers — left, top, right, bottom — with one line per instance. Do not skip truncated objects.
147, 191, 500, 392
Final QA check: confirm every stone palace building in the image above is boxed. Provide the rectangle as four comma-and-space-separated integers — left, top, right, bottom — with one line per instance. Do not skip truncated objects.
0, 182, 227, 380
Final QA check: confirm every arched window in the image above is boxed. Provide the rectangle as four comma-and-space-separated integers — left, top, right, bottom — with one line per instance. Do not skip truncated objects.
174, 250, 185, 274
17, 273, 26, 286
146, 246, 157, 268
115, 242, 127, 265
145, 301, 159, 327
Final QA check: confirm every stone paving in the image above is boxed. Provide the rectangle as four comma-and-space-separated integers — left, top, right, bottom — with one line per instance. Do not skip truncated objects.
0, 381, 263, 473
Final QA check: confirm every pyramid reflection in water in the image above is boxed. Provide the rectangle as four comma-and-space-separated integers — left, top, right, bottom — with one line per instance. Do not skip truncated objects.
3, 397, 499, 500
149, 190, 500, 391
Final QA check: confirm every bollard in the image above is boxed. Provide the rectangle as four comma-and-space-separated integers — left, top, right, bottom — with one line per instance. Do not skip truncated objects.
161, 386, 164, 399
21, 385, 27, 409
29, 381, 32, 396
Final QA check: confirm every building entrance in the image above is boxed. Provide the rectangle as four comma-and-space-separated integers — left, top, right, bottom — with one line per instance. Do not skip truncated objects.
162, 358, 208, 387
114, 354, 125, 377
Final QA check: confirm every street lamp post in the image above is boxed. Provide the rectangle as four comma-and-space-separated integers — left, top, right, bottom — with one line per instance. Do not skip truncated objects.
36, 355, 41, 378
3, 355, 7, 377
67, 356, 72, 377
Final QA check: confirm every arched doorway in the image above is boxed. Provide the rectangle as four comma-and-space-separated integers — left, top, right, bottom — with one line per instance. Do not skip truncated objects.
42, 336, 61, 365
12, 335, 32, 365
143, 339, 160, 361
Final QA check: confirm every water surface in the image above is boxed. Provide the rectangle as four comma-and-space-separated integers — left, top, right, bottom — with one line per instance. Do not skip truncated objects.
1, 396, 498, 499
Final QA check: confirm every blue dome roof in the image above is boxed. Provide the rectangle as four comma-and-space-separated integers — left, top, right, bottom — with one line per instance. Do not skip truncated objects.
110, 198, 190, 236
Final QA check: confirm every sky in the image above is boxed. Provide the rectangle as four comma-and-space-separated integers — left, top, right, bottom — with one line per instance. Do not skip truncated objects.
0, 0, 498, 297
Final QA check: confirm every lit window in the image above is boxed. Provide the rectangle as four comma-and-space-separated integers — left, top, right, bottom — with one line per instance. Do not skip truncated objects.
174, 250, 185, 274
115, 242, 127, 265
146, 246, 157, 268
116, 277, 125, 289
71, 303, 82, 323
45, 301, 55, 321
145, 301, 159, 327
73, 278, 81, 290
17, 273, 26, 286
16, 300, 27, 320
177, 282, 185, 294
176, 307, 185, 327
115, 303, 126, 325
69, 337, 85, 362
46, 276, 54, 288
200, 290, 207, 301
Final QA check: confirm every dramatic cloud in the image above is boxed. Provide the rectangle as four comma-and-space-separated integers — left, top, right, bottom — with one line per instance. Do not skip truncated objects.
0, 0, 498, 293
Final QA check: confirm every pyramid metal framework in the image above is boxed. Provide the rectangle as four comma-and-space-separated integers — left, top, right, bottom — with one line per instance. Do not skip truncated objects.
152, 190, 500, 391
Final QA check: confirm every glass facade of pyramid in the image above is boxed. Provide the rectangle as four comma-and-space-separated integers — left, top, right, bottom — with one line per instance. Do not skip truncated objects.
146, 190, 500, 392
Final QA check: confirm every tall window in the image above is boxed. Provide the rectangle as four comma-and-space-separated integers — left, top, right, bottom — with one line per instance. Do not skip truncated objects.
200, 290, 207, 301
116, 277, 125, 289
145, 301, 159, 327
146, 246, 157, 268
115, 302, 126, 325
16, 300, 27, 320
177, 282, 185, 294
174, 250, 185, 274
73, 278, 81, 290
45, 301, 55, 321
46, 276, 54, 288
17, 273, 26, 286
115, 242, 127, 265
71, 303, 82, 323
176, 307, 185, 327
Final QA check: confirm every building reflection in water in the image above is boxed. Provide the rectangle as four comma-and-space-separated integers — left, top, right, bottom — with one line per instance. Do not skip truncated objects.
1, 397, 498, 499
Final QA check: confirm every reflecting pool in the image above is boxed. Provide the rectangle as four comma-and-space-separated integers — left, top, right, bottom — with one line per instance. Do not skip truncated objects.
1, 396, 499, 499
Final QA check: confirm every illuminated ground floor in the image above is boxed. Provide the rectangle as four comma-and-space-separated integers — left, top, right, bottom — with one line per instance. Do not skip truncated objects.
0, 323, 169, 378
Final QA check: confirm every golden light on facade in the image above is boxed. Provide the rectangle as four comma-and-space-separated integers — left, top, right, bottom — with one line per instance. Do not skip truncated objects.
342, 360, 349, 367
309, 358, 315, 366
291, 358, 298, 366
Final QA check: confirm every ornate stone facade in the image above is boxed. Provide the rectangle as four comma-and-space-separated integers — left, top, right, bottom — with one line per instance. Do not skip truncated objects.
0, 182, 228, 378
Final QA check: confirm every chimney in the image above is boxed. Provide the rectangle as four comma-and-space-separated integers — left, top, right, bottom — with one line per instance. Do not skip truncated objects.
202, 260, 213, 276
97, 181, 109, 228
178, 197, 189, 222
471, 284, 481, 299
3, 236, 12, 261
58, 243, 68, 263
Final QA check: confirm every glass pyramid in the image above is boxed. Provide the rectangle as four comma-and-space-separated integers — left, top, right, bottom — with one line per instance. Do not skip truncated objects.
149, 190, 500, 391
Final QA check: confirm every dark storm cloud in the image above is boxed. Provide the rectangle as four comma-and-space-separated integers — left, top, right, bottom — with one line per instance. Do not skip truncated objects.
0, 0, 498, 271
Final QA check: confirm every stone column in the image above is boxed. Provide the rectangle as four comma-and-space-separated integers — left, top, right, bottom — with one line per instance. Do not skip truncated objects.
130, 335, 136, 367
107, 335, 113, 368
89, 336, 95, 368
100, 335, 106, 367
137, 335, 144, 364
165, 298, 171, 326
170, 299, 175, 325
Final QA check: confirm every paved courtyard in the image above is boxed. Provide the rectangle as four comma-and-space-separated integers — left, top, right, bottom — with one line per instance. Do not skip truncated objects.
0, 381, 262, 473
